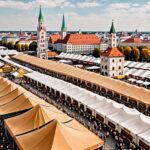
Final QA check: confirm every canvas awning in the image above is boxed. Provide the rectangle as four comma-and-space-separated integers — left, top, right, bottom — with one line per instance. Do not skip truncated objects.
15, 119, 104, 150
5, 104, 72, 137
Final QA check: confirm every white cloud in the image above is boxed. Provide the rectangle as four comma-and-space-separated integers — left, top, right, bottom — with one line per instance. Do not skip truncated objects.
0, 0, 100, 9
77, 1, 99, 8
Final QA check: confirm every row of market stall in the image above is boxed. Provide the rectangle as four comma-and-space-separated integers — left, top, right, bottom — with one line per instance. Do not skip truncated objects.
56, 52, 101, 64
12, 54, 150, 112
57, 53, 150, 80
0, 77, 104, 150
24, 71, 150, 149
57, 53, 150, 71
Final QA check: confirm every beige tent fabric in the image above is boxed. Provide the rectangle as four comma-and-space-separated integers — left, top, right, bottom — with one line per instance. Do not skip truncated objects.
0, 94, 33, 115
5, 105, 72, 137
15, 119, 104, 150
0, 81, 10, 92
5, 105, 51, 137
0, 84, 17, 97
0, 88, 22, 106
13, 53, 150, 105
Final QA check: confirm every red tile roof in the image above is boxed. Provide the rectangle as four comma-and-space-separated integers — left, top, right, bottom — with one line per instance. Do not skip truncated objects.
102, 47, 124, 57
48, 51, 58, 57
53, 34, 101, 45
123, 38, 142, 43
64, 34, 101, 45
49, 34, 61, 44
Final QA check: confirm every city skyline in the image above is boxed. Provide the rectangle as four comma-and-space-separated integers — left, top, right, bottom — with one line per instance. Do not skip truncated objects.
0, 0, 150, 31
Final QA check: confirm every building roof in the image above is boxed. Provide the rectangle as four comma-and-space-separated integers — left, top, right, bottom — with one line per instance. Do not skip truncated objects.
123, 38, 143, 43
101, 47, 124, 57
49, 34, 101, 45
61, 14, 67, 31
109, 21, 116, 34
48, 51, 58, 57
38, 6, 44, 24
49, 34, 61, 44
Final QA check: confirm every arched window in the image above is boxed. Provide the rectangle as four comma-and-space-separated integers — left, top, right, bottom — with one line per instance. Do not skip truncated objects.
112, 67, 115, 70
105, 72, 108, 76
112, 59, 115, 62
119, 59, 122, 62
105, 65, 107, 69
119, 66, 121, 69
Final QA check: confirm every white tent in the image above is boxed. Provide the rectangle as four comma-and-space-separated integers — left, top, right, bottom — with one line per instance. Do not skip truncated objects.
106, 107, 140, 130
87, 98, 111, 116
118, 114, 150, 143
137, 129, 150, 148
95, 102, 123, 123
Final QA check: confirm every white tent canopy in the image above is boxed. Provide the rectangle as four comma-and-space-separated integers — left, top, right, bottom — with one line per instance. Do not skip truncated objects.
118, 114, 150, 143
106, 107, 140, 130
25, 71, 150, 147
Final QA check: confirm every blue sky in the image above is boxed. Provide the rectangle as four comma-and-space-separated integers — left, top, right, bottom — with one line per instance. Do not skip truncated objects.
0, 0, 150, 31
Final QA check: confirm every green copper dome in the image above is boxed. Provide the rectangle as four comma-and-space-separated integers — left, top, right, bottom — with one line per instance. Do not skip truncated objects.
109, 20, 116, 34
38, 5, 44, 24
61, 14, 67, 31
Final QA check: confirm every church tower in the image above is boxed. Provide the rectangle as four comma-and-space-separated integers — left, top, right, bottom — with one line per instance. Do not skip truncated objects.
37, 6, 48, 59
108, 20, 117, 48
61, 14, 67, 39
101, 20, 124, 77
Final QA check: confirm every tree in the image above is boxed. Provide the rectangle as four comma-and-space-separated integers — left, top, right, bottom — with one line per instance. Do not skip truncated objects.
25, 44, 29, 51
117, 46, 125, 54
15, 43, 21, 51
29, 41, 37, 51
0, 41, 2, 46
21, 44, 25, 51
7, 41, 14, 49
132, 47, 140, 61
2, 41, 8, 47
124, 46, 132, 60
93, 48, 101, 58
141, 48, 150, 61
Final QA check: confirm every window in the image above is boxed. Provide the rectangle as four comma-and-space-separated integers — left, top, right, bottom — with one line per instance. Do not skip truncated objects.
112, 59, 115, 62
101, 66, 103, 69
113, 44, 115, 47
119, 66, 121, 69
112, 67, 115, 70
105, 65, 107, 69
119, 59, 122, 62
105, 72, 108, 76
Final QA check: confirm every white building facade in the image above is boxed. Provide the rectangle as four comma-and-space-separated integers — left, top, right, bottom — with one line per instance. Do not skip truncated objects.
49, 15, 101, 54
101, 21, 124, 77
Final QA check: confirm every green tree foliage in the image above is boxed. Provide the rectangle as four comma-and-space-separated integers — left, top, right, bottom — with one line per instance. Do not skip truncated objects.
15, 43, 21, 51
132, 47, 140, 61
25, 44, 29, 51
21, 44, 25, 51
29, 41, 37, 51
93, 48, 101, 58
0, 41, 2, 46
124, 46, 132, 60
7, 41, 14, 49
2, 41, 8, 47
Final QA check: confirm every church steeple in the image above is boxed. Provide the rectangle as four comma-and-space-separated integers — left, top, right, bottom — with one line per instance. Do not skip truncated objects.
61, 14, 67, 31
108, 20, 117, 48
61, 14, 67, 39
109, 20, 116, 34
38, 5, 44, 25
